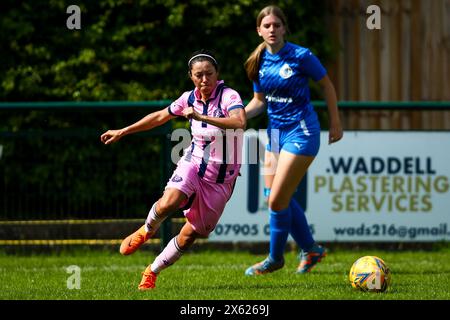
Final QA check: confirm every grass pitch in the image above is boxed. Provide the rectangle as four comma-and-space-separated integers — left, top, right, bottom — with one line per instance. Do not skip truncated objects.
0, 246, 449, 300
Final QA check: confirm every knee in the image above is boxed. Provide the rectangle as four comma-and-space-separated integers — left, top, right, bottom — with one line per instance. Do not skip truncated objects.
268, 198, 289, 212
157, 198, 178, 216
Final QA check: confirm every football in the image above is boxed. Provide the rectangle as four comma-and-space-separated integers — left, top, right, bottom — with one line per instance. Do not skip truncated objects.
349, 256, 391, 292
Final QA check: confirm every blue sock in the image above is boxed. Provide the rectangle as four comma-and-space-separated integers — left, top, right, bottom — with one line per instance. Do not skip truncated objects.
289, 198, 314, 252
269, 207, 291, 262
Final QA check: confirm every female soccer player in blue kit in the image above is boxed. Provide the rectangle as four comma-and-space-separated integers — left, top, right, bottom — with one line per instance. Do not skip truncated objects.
244, 5, 343, 275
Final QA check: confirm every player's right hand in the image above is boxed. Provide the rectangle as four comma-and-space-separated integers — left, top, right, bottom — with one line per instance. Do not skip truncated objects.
100, 129, 124, 145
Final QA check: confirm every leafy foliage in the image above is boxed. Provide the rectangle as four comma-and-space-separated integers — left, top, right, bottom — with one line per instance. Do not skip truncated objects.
0, 0, 332, 102
0, 0, 333, 219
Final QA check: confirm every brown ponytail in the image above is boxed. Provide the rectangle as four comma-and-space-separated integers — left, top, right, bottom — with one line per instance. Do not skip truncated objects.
244, 5, 289, 83
244, 42, 266, 82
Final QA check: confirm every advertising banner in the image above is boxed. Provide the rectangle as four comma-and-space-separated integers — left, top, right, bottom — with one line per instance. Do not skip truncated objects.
209, 131, 450, 242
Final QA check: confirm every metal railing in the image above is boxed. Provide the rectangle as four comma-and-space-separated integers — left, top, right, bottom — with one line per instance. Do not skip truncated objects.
1, 101, 449, 249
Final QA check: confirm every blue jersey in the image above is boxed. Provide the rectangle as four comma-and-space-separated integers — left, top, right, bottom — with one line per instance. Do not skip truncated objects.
253, 42, 327, 129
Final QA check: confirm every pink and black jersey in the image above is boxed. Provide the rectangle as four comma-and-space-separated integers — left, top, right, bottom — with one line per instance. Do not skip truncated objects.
168, 80, 244, 183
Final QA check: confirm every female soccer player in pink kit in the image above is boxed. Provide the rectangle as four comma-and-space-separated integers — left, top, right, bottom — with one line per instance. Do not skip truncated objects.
101, 50, 246, 290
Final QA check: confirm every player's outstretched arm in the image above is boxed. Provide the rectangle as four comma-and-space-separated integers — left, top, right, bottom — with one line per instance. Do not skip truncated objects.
100, 108, 175, 145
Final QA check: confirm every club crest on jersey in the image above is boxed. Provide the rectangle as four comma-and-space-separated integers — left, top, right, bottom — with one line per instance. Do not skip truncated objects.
171, 174, 183, 183
279, 63, 293, 79
213, 107, 225, 118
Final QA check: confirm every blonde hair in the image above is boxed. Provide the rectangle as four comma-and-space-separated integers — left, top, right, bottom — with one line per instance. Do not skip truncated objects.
244, 5, 289, 82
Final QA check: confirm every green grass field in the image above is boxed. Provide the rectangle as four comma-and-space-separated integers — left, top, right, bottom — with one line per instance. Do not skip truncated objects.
1, 246, 449, 300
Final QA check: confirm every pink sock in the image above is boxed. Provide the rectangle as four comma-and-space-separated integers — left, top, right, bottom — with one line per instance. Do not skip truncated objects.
145, 202, 165, 234
150, 236, 184, 273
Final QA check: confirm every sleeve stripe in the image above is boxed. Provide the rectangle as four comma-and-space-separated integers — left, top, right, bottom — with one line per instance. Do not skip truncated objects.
228, 104, 244, 112
168, 105, 185, 117
167, 106, 176, 116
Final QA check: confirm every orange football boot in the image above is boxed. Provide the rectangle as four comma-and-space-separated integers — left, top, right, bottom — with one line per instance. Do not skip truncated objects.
119, 225, 151, 255
138, 266, 158, 290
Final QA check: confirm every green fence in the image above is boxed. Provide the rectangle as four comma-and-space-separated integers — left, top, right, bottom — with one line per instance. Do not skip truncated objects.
0, 101, 449, 249
0, 103, 172, 219
0, 102, 175, 248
